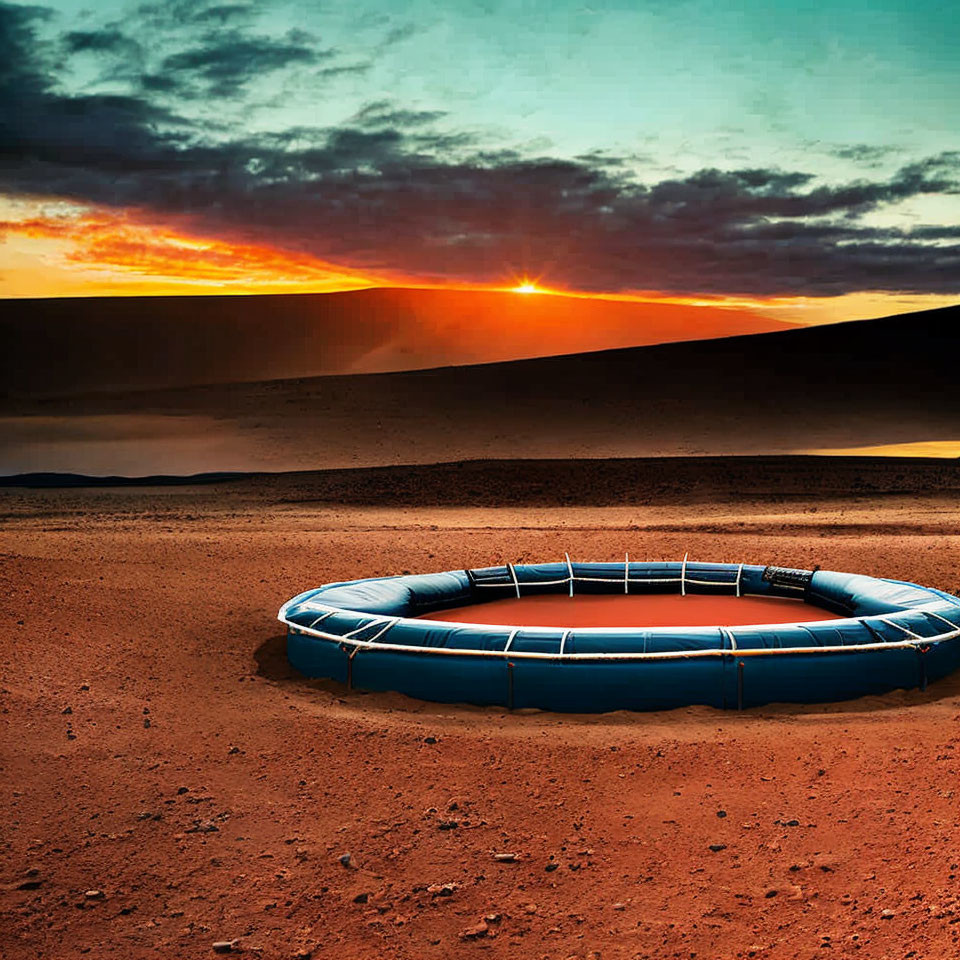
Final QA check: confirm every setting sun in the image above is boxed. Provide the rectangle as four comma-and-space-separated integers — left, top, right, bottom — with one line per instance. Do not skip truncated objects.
513, 282, 539, 294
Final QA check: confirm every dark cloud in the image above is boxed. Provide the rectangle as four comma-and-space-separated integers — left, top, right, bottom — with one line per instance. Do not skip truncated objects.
2, 1, 959, 298
378, 22, 420, 49
316, 62, 371, 80
352, 101, 447, 129
159, 29, 331, 97
831, 143, 902, 165
191, 4, 254, 25
135, 0, 255, 29
63, 27, 138, 55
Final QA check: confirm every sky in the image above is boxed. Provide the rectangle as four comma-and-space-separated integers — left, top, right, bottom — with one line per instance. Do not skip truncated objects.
1, 0, 959, 323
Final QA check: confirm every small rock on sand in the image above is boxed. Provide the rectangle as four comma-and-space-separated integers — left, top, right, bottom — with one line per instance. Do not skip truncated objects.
459, 919, 489, 940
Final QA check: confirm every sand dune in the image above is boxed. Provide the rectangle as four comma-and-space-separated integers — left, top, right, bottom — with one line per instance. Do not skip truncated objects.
0, 286, 786, 396
1, 303, 957, 475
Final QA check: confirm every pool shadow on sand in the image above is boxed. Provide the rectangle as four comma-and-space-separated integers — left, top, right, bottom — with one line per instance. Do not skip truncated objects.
253, 633, 960, 720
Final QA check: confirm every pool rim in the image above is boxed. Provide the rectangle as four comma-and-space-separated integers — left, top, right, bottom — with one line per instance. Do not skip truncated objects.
278, 558, 960, 663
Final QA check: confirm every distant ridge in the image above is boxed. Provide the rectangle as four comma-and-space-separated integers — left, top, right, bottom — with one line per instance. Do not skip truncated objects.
0, 285, 786, 397
1, 303, 957, 475
4, 457, 959, 505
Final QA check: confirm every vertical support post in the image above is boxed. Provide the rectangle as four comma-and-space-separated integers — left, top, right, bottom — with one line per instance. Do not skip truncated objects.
346, 644, 361, 690
681, 552, 688, 597
735, 563, 743, 598
565, 552, 574, 597
624, 552, 630, 594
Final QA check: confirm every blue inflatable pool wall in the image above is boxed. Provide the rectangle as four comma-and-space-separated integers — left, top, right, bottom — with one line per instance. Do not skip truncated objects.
279, 560, 960, 712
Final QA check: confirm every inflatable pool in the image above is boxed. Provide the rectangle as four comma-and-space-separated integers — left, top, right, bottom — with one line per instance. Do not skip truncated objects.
278, 558, 960, 711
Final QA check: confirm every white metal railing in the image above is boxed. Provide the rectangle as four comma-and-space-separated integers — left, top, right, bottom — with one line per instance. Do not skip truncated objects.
278, 557, 960, 662
280, 616, 960, 662
472, 554, 746, 595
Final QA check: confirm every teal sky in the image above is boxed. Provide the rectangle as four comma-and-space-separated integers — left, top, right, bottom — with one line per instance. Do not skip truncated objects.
42, 0, 959, 178
3, 0, 959, 297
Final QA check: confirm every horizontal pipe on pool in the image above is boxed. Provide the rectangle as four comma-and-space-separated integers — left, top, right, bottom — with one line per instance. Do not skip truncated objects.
285, 624, 960, 660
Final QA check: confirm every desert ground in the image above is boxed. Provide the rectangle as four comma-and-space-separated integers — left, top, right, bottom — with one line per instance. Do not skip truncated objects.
3, 458, 960, 959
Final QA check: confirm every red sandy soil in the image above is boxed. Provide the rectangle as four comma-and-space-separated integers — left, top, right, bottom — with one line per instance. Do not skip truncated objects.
3, 465, 960, 959
418, 594, 831, 628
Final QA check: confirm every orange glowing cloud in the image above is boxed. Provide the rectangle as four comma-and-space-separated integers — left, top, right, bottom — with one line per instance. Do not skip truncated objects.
0, 205, 382, 296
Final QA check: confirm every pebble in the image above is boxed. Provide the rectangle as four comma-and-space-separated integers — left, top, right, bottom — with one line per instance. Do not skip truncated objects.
84, 890, 105, 900
709, 843, 727, 852
881, 908, 896, 919
459, 918, 489, 940
212, 940, 239, 953
339, 853, 353, 868
426, 882, 457, 897
492, 852, 517, 862
187, 819, 219, 834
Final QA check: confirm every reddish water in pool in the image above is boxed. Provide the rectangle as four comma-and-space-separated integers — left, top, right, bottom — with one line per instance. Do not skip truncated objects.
417, 594, 834, 628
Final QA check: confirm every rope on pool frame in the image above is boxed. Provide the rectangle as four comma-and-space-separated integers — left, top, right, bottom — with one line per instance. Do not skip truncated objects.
508, 562, 521, 599
878, 616, 924, 640
342, 616, 400, 643
926, 610, 960, 632
559, 630, 570, 655
308, 609, 338, 629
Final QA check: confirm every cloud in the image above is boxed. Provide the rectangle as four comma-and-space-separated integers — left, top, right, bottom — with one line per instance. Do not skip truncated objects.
63, 27, 139, 55
2, 1, 959, 299
135, 0, 255, 29
159, 29, 332, 97
830, 143, 902, 166
352, 100, 447, 129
